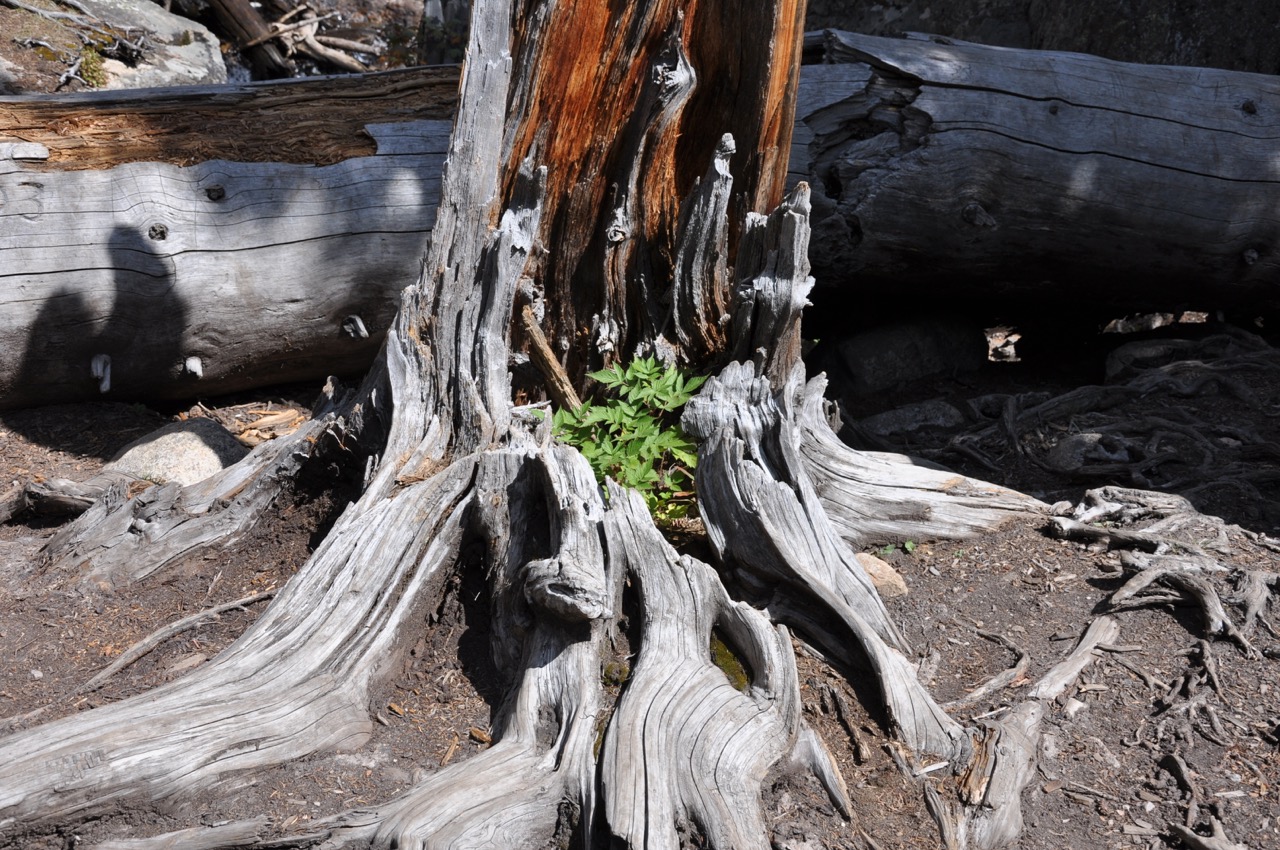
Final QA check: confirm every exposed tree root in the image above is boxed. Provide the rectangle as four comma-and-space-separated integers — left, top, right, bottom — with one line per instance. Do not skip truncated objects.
26, 384, 360, 592
1169, 817, 1249, 850
1049, 486, 1276, 659
0, 457, 475, 832
917, 332, 1280, 513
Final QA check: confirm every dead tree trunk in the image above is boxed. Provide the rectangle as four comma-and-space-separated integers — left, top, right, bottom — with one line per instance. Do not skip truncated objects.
0, 7, 1081, 850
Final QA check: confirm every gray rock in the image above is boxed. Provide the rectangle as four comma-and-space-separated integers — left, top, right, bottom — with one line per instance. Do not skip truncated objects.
0, 56, 18, 95
1044, 432, 1131, 473
828, 318, 987, 396
105, 418, 247, 486
860, 399, 965, 437
79, 0, 226, 89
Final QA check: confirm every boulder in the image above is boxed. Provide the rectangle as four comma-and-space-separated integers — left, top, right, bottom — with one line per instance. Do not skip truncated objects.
860, 399, 965, 437
105, 417, 247, 486
79, 0, 226, 89
1043, 432, 1132, 474
820, 318, 987, 398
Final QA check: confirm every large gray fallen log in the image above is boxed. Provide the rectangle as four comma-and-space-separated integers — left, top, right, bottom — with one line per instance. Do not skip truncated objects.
0, 68, 461, 410
12, 29, 1279, 408
805, 31, 1280, 316
0, 119, 450, 409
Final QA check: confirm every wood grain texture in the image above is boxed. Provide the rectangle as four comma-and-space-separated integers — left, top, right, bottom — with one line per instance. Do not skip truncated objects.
0, 66, 459, 169
797, 375, 1048, 545
0, 121, 449, 408
807, 31, 1280, 311
601, 483, 801, 850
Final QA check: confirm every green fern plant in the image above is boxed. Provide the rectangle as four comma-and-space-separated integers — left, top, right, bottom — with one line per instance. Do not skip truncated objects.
552, 357, 705, 522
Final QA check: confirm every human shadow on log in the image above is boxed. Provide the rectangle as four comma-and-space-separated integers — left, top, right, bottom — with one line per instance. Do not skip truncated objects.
5, 224, 188, 454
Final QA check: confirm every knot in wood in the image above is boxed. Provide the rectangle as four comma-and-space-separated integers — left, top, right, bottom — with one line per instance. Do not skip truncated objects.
524, 557, 609, 622
148, 223, 169, 241
961, 202, 997, 228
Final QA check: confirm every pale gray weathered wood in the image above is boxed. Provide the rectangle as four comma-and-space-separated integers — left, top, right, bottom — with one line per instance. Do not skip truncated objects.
0, 121, 449, 408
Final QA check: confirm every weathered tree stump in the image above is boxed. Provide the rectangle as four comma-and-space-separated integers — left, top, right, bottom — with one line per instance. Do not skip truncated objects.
0, 8, 1117, 850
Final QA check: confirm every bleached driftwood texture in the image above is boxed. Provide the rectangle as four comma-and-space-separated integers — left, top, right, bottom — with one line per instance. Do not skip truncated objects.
0, 122, 449, 408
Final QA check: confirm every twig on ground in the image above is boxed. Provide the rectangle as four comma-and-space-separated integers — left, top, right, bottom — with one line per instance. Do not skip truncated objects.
942, 630, 1028, 712
1111, 655, 1168, 691
1029, 616, 1119, 701
242, 11, 339, 48
55, 55, 86, 90
1048, 515, 1207, 556
1159, 751, 1202, 828
2, 0, 94, 25
0, 591, 274, 735
315, 35, 378, 53
820, 681, 869, 764
80, 590, 275, 693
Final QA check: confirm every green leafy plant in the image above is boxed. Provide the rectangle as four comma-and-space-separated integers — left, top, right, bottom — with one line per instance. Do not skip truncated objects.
552, 356, 705, 522
877, 540, 917, 557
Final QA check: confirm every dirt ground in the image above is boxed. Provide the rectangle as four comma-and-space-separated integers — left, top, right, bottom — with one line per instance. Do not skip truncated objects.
1, 314, 1278, 849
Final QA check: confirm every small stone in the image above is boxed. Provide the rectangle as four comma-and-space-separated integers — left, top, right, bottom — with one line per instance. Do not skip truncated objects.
1044, 432, 1131, 472
855, 553, 908, 598
30, 669, 43, 679
166, 653, 207, 677
1049, 500, 1074, 516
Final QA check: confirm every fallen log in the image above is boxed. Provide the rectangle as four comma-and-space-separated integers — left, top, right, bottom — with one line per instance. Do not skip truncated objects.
6, 32, 1279, 409
0, 68, 461, 409
0, 60, 860, 409
805, 31, 1280, 319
